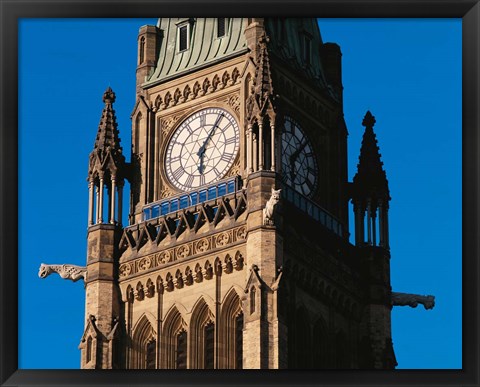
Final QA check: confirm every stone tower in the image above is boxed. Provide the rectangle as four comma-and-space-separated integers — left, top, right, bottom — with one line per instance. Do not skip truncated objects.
69, 18, 434, 370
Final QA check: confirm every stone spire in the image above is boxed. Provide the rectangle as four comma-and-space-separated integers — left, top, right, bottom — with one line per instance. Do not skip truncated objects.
246, 34, 276, 122
352, 111, 390, 201
88, 87, 126, 181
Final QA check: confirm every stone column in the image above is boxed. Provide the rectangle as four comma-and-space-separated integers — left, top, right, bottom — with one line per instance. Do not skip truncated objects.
253, 133, 258, 172
110, 177, 116, 224
258, 122, 263, 170
98, 176, 104, 224
117, 181, 124, 227
247, 124, 253, 173
366, 199, 372, 245
371, 206, 377, 246
88, 179, 95, 226
270, 123, 276, 172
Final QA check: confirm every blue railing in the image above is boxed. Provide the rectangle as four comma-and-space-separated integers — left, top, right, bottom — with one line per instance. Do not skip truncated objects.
143, 176, 242, 221
282, 185, 344, 237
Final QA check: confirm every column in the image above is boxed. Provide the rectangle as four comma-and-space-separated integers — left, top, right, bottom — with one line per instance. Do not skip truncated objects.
383, 204, 389, 249
252, 133, 258, 172
247, 124, 253, 173
366, 199, 372, 245
118, 181, 124, 227
270, 123, 275, 171
110, 177, 116, 224
98, 176, 104, 224
96, 184, 100, 224
258, 122, 263, 170
371, 206, 377, 246
378, 200, 384, 247
88, 179, 94, 226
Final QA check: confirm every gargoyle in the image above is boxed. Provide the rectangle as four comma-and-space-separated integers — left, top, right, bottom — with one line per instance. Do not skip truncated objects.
263, 188, 281, 226
38, 263, 87, 282
391, 292, 435, 310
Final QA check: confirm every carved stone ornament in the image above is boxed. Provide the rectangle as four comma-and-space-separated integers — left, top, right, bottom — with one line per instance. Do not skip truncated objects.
263, 188, 281, 226
38, 263, 87, 282
391, 292, 435, 310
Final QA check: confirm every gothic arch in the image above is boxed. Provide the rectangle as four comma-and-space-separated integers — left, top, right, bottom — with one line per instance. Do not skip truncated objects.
131, 314, 156, 369
289, 306, 312, 368
313, 316, 329, 368
162, 306, 187, 369
219, 287, 243, 369
189, 297, 215, 369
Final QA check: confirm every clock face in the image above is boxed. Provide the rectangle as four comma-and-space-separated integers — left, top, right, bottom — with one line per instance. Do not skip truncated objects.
281, 116, 318, 197
165, 108, 240, 191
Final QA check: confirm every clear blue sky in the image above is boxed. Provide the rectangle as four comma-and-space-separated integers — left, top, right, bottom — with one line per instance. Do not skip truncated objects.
18, 18, 461, 369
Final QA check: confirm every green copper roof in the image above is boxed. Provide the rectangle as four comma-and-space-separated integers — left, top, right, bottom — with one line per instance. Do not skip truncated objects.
264, 18, 330, 91
144, 18, 248, 86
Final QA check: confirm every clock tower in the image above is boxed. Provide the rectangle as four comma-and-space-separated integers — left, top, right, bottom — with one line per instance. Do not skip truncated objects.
79, 18, 397, 369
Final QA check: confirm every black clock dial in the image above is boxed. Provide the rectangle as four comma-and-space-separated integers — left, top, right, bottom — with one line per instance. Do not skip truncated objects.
281, 116, 318, 197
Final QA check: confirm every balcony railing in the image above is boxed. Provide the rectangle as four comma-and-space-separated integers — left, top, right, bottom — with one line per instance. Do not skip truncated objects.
142, 176, 243, 221
282, 185, 345, 238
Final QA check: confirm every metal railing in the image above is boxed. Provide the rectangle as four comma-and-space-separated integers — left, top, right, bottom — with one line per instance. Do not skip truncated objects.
282, 185, 344, 237
142, 176, 242, 221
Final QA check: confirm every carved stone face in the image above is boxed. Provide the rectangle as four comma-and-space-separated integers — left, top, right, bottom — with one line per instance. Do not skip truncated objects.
38, 263, 49, 278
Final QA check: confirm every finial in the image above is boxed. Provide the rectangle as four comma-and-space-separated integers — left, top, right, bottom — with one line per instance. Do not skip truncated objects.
362, 110, 376, 128
103, 87, 116, 104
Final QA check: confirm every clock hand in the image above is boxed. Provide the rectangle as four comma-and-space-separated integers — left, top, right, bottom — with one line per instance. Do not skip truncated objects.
288, 140, 309, 184
196, 113, 224, 173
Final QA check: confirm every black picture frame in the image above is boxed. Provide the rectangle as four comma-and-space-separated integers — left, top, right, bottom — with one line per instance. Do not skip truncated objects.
1, 1, 478, 386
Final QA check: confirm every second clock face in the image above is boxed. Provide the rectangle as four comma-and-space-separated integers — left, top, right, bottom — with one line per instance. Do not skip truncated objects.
281, 116, 318, 197
165, 108, 240, 191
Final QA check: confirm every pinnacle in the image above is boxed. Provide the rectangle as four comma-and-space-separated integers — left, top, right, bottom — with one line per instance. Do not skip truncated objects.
353, 111, 389, 200
88, 88, 125, 180
103, 87, 116, 104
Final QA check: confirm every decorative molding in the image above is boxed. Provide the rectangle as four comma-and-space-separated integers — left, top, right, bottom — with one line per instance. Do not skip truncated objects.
119, 225, 247, 279
160, 115, 181, 137
153, 66, 241, 114
38, 263, 87, 282
391, 292, 435, 310
122, 250, 245, 301
225, 94, 240, 115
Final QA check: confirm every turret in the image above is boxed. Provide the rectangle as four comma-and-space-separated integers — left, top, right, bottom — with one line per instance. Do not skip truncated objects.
351, 111, 390, 249
87, 87, 126, 227
81, 87, 126, 369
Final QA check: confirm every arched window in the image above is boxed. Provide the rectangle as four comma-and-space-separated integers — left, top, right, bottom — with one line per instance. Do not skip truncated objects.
146, 340, 156, 369
189, 298, 215, 368
250, 287, 256, 314
219, 289, 243, 369
204, 322, 215, 369
176, 331, 187, 369
162, 307, 186, 369
131, 315, 156, 369
235, 313, 243, 369
313, 319, 328, 368
86, 336, 93, 364
139, 36, 145, 64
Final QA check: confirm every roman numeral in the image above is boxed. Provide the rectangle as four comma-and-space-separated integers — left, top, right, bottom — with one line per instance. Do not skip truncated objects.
172, 167, 184, 180
225, 137, 236, 145
185, 175, 194, 188
199, 174, 205, 186
200, 113, 206, 127
220, 153, 233, 162
170, 155, 181, 163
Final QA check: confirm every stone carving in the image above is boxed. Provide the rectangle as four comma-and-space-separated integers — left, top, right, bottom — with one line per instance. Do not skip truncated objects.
226, 94, 240, 115
119, 225, 247, 279
391, 292, 435, 310
38, 263, 87, 282
263, 188, 281, 226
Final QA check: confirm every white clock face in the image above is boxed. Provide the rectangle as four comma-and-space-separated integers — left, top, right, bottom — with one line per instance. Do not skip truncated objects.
281, 116, 318, 197
165, 108, 240, 191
